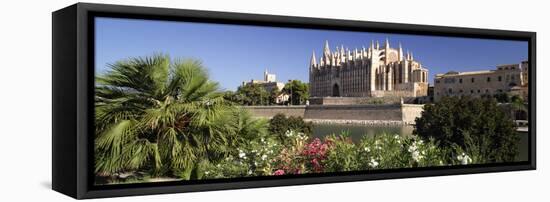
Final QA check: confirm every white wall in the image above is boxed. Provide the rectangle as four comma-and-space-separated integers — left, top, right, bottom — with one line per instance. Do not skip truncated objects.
0, 0, 547, 201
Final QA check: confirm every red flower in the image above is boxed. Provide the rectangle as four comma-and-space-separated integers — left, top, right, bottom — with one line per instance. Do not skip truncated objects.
300, 138, 334, 172
273, 169, 285, 175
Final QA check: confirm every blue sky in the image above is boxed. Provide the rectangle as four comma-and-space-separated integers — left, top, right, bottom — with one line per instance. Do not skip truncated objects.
95, 17, 528, 91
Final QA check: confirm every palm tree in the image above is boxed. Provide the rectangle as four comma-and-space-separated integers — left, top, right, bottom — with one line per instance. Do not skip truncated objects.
94, 54, 240, 180
510, 95, 527, 120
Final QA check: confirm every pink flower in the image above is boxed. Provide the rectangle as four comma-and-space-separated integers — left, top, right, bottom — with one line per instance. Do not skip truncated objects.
273, 169, 285, 176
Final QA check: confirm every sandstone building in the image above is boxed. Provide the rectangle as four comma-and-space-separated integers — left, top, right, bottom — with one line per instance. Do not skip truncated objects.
242, 69, 284, 92
433, 60, 529, 101
309, 40, 429, 99
242, 69, 289, 103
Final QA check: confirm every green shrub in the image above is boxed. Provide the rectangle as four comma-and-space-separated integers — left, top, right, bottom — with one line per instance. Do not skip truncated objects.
323, 133, 359, 172
268, 113, 312, 145
414, 96, 519, 163
357, 134, 449, 170
202, 132, 283, 179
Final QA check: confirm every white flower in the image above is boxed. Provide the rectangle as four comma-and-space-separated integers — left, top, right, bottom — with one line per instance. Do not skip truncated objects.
363, 147, 370, 152
412, 151, 423, 162
204, 171, 210, 175
457, 153, 472, 165
248, 170, 253, 175
238, 151, 246, 158
394, 135, 400, 139
369, 159, 379, 168
408, 145, 417, 153
261, 154, 267, 160
285, 130, 292, 137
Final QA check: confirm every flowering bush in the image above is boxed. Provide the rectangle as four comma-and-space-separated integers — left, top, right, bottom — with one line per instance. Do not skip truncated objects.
202, 128, 480, 180
202, 131, 283, 179
357, 134, 407, 170
269, 114, 312, 145
357, 134, 449, 170
323, 134, 359, 172
302, 138, 332, 172
271, 130, 309, 174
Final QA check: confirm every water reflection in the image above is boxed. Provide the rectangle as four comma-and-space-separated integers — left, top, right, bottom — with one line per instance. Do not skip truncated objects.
312, 124, 414, 142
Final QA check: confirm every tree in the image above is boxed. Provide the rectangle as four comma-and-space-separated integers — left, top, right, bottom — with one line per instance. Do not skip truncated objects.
235, 83, 270, 105
282, 80, 309, 105
269, 88, 282, 105
94, 54, 250, 180
414, 96, 519, 163
510, 95, 527, 120
493, 92, 510, 103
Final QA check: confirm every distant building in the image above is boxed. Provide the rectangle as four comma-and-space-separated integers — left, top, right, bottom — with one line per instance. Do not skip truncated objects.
309, 40, 429, 98
242, 69, 285, 93
242, 69, 288, 103
433, 61, 529, 101
275, 94, 290, 104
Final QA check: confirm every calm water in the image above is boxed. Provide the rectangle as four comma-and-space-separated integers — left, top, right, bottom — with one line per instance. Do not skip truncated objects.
312, 124, 528, 162
312, 124, 414, 141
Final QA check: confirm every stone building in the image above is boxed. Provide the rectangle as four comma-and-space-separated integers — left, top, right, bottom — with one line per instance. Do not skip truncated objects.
309, 40, 429, 99
433, 60, 529, 101
242, 69, 285, 92
242, 69, 289, 103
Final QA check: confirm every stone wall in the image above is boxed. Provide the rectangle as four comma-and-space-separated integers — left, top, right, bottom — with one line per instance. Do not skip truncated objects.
309, 96, 416, 105
304, 104, 403, 121
242, 104, 425, 125
401, 104, 425, 124
241, 106, 306, 118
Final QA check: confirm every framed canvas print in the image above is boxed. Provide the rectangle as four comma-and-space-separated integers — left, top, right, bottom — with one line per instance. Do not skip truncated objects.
52, 3, 536, 199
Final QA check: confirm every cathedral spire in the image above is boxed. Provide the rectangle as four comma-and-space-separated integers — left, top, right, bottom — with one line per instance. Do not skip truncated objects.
398, 43, 403, 61
410, 52, 414, 60
323, 40, 331, 57
385, 38, 390, 48
310, 50, 317, 67
376, 40, 380, 49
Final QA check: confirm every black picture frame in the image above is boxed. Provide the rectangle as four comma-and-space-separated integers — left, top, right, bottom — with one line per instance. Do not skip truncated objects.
52, 2, 536, 199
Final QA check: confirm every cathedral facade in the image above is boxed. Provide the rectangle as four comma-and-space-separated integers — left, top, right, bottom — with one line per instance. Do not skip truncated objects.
309, 40, 429, 98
